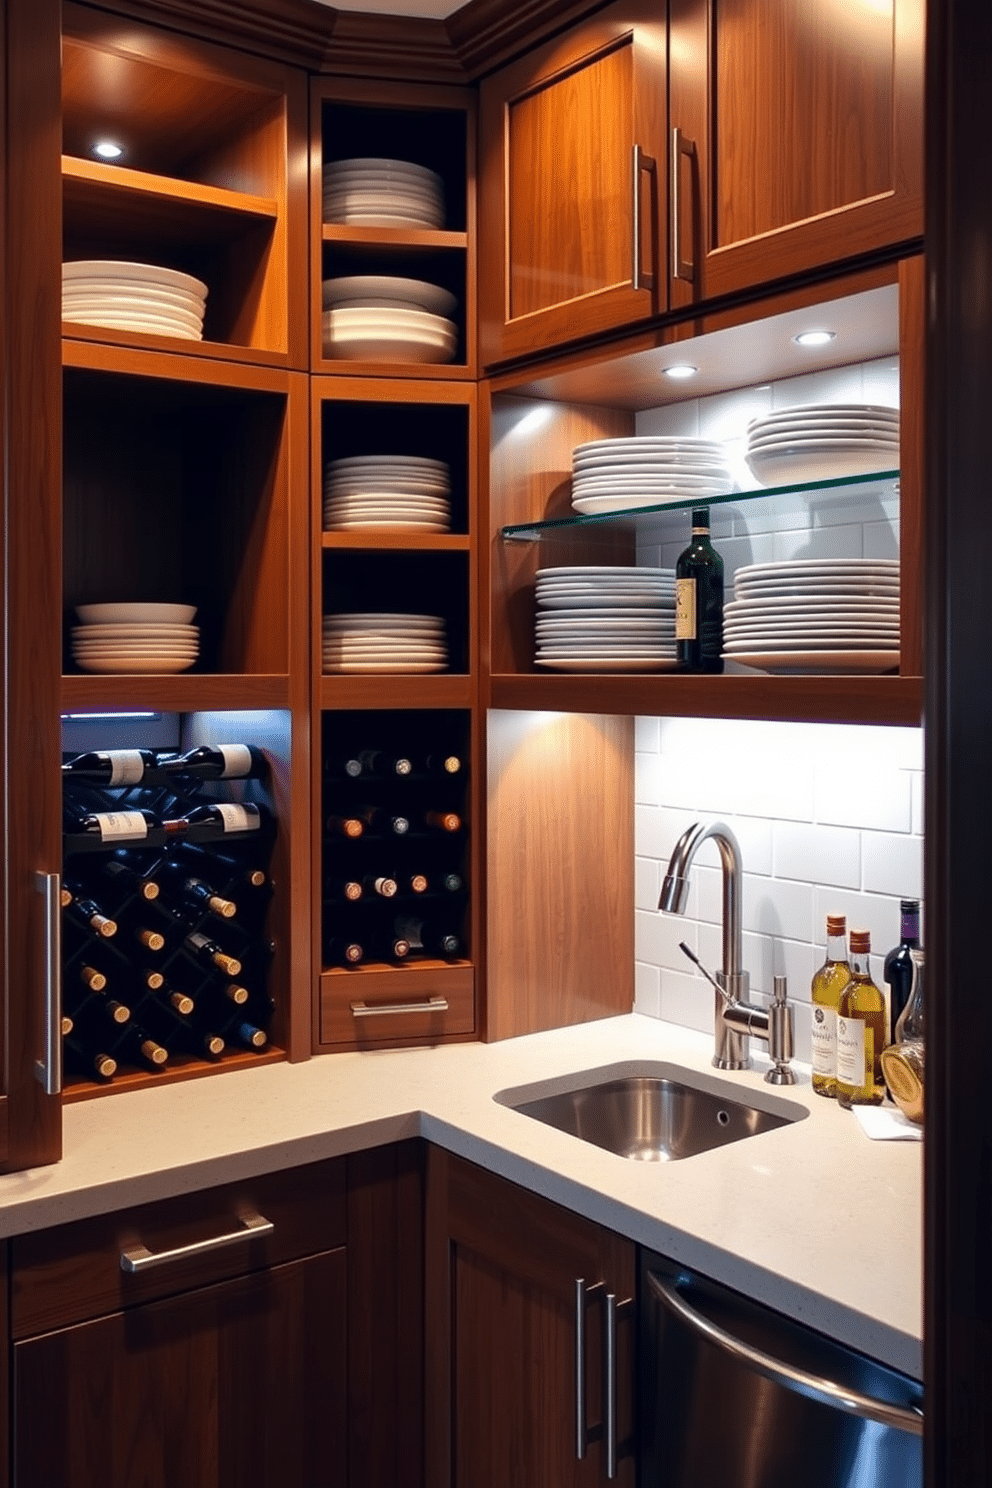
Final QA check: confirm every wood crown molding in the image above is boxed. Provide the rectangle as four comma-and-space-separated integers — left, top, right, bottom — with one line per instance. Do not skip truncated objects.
445, 0, 614, 79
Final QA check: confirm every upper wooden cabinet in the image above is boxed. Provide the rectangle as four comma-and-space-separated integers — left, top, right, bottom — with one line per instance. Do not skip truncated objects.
668, 0, 924, 306
479, 0, 668, 366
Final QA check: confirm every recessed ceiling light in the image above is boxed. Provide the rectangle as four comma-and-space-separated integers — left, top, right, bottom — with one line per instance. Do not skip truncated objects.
92, 139, 125, 160
662, 363, 698, 380
793, 329, 836, 347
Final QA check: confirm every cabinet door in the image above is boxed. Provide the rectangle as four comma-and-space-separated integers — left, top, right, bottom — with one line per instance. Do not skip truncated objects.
669, 0, 924, 306
479, 0, 667, 366
13, 1248, 347, 1488
425, 1149, 635, 1488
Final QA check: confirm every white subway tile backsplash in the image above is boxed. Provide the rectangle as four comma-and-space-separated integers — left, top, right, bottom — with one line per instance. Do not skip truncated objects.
634, 716, 661, 753
815, 764, 912, 832
637, 907, 697, 971
862, 831, 924, 898
658, 967, 714, 1034
634, 960, 662, 1018
744, 875, 815, 944
811, 886, 901, 956
634, 856, 661, 911
774, 822, 861, 888
911, 771, 924, 835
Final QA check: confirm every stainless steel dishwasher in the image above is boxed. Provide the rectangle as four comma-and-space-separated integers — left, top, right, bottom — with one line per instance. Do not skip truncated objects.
639, 1251, 923, 1487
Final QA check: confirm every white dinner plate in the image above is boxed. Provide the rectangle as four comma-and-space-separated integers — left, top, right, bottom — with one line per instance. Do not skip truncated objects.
63, 261, 208, 296
747, 402, 899, 423
723, 634, 899, 653
73, 638, 199, 652
62, 304, 204, 335
323, 646, 448, 659
324, 492, 450, 507
324, 209, 444, 229
324, 611, 444, 625
71, 621, 199, 636
72, 655, 197, 674
323, 320, 457, 364
725, 650, 900, 674
572, 436, 727, 457
62, 288, 205, 318
537, 615, 673, 629
325, 519, 450, 532
323, 189, 441, 213
746, 432, 900, 456
745, 449, 899, 484
76, 602, 196, 624
572, 473, 729, 491
62, 312, 202, 340
572, 450, 731, 469
325, 156, 443, 182
537, 565, 675, 578
324, 503, 450, 518
322, 276, 457, 317
725, 599, 899, 616
535, 656, 681, 672
322, 306, 457, 335
536, 607, 675, 621
736, 558, 898, 579
723, 627, 900, 642
325, 480, 450, 497
324, 660, 447, 674
571, 495, 710, 515
328, 453, 448, 472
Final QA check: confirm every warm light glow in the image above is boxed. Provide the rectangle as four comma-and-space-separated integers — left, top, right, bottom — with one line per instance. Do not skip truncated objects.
793, 330, 836, 348
662, 364, 698, 380
92, 139, 125, 160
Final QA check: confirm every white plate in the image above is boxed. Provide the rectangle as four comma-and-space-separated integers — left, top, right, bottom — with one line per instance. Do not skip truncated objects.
323, 646, 448, 658
62, 304, 204, 334
725, 598, 899, 615
737, 559, 898, 579
321, 276, 457, 317
746, 432, 900, 456
72, 655, 197, 674
324, 611, 444, 624
71, 622, 199, 637
62, 312, 202, 340
745, 449, 898, 485
325, 483, 450, 499
62, 289, 205, 318
63, 261, 208, 296
572, 436, 727, 457
724, 634, 899, 653
328, 454, 448, 473
535, 607, 676, 621
573, 449, 731, 468
62, 280, 206, 310
76, 602, 196, 624
535, 657, 681, 672
73, 638, 200, 652
747, 402, 898, 423
571, 495, 711, 515
725, 650, 900, 674
723, 627, 900, 642
322, 306, 456, 335
746, 422, 900, 444
537, 615, 673, 630
572, 475, 729, 493
325, 519, 450, 532
323, 319, 457, 364
324, 209, 445, 230
324, 504, 450, 518
323, 189, 441, 212
324, 492, 450, 507
324, 660, 447, 674
324, 156, 443, 182
537, 565, 674, 578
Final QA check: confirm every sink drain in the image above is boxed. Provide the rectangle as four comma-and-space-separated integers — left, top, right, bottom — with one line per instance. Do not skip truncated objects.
716, 1109, 731, 1126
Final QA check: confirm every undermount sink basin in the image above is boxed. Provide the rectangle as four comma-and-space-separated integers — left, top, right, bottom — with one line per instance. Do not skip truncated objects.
495, 1061, 808, 1162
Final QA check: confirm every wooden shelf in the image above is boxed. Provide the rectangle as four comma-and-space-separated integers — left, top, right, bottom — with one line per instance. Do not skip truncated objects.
64, 155, 278, 235
314, 354, 474, 381
322, 224, 467, 251
61, 674, 292, 713
62, 1044, 285, 1103
62, 325, 294, 374
321, 532, 469, 552
487, 672, 924, 726
319, 675, 475, 710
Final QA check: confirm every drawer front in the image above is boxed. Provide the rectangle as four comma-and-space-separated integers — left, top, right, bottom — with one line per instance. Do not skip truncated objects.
319, 962, 475, 1048
12, 1156, 346, 1338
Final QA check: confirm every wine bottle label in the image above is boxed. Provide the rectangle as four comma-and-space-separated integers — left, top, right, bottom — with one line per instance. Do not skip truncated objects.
217, 744, 253, 779
810, 1005, 837, 1075
213, 803, 260, 833
836, 1015, 870, 1089
674, 578, 697, 640
93, 810, 149, 842
107, 750, 147, 787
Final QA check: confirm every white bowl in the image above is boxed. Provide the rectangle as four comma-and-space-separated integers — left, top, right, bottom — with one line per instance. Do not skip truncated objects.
76, 602, 197, 624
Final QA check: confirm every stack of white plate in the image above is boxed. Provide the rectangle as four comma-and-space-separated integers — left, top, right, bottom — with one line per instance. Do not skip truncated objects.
324, 454, 451, 532
534, 566, 677, 672
323, 156, 445, 229
723, 559, 900, 674
570, 437, 731, 515
62, 261, 208, 341
322, 276, 458, 363
323, 613, 448, 673
744, 404, 900, 487
72, 602, 199, 674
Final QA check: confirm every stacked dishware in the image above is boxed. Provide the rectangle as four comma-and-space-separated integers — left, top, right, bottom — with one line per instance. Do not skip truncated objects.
322, 275, 458, 363
323, 454, 451, 532
534, 566, 677, 671
322, 156, 445, 229
570, 437, 731, 515
744, 403, 900, 487
71, 602, 199, 674
62, 260, 208, 341
723, 558, 900, 674
323, 613, 448, 673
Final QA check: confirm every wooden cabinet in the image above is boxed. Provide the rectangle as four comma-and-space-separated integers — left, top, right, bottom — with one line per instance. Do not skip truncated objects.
425, 1148, 636, 1488
10, 1159, 348, 1488
669, 0, 924, 307
479, 0, 667, 366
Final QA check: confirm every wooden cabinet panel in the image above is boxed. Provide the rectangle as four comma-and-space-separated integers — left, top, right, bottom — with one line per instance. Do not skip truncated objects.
669, 0, 924, 305
426, 1149, 636, 1488
13, 1247, 347, 1488
319, 963, 475, 1048
479, 0, 667, 366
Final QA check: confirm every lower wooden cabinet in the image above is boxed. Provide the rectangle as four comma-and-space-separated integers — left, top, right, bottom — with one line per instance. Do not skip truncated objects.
425, 1148, 636, 1488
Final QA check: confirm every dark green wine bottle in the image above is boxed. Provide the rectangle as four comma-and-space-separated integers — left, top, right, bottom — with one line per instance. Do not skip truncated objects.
675, 507, 724, 674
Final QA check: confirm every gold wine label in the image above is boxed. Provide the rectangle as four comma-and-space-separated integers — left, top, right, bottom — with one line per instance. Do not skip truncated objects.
675, 577, 696, 639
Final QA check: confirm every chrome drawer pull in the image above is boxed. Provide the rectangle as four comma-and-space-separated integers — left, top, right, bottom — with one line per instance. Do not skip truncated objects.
574, 1278, 604, 1459
350, 996, 449, 1018
647, 1272, 923, 1436
120, 1211, 274, 1273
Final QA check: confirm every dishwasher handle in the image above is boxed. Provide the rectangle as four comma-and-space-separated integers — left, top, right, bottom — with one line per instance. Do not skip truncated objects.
647, 1271, 923, 1437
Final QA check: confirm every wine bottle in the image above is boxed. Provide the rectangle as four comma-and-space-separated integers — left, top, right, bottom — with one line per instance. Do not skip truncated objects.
325, 936, 364, 967
363, 873, 398, 899
441, 872, 464, 894
836, 930, 887, 1108
404, 873, 430, 895
141, 997, 225, 1060
327, 748, 413, 779
327, 806, 408, 837
181, 802, 267, 836
174, 842, 270, 891
161, 743, 267, 782
156, 860, 237, 919
63, 896, 117, 940
61, 748, 159, 786
111, 1019, 169, 1070
94, 856, 161, 902
880, 947, 926, 1123
883, 899, 922, 1040
423, 809, 461, 833
77, 963, 107, 993
675, 507, 724, 674
130, 922, 166, 954
184, 930, 242, 978
325, 876, 364, 902
424, 751, 462, 776
63, 806, 160, 845
810, 915, 850, 1099
393, 914, 460, 957
228, 1020, 268, 1051
371, 932, 411, 963
63, 1035, 117, 1082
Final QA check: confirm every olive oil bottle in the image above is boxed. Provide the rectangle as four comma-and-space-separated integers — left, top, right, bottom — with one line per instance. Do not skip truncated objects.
810, 914, 850, 1098
836, 929, 887, 1108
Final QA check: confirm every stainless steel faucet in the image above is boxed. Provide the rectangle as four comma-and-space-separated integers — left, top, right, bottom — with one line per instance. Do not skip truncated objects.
658, 820, 796, 1082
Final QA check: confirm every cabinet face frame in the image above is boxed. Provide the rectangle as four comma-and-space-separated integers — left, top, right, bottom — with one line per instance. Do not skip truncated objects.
668, 0, 924, 308
479, 0, 668, 368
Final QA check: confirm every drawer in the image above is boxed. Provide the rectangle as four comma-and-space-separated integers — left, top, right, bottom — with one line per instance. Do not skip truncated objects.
12, 1156, 346, 1338
319, 961, 475, 1048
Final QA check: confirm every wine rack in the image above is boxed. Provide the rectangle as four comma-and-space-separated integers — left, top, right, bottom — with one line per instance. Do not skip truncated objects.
62, 752, 279, 1092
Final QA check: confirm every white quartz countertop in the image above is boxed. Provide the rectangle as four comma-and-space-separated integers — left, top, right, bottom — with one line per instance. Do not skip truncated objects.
0, 1015, 922, 1378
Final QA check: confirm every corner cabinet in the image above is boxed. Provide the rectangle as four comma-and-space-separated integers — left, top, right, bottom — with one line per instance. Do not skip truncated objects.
425, 1148, 636, 1488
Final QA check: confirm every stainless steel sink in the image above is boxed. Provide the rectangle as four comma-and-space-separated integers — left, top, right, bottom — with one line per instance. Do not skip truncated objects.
495, 1061, 808, 1162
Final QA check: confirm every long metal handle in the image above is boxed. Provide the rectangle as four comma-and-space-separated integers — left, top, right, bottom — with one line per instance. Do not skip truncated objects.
648, 1272, 923, 1436
34, 872, 62, 1095
671, 126, 696, 283
574, 1278, 604, 1459
120, 1211, 274, 1273
631, 143, 656, 291
604, 1291, 619, 1479
350, 996, 449, 1018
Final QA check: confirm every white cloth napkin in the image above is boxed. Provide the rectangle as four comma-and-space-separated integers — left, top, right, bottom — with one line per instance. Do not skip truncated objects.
853, 1105, 923, 1141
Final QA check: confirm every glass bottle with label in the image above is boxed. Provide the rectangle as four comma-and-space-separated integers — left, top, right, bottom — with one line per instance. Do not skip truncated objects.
675, 508, 724, 673
836, 929, 887, 1108
883, 898, 922, 1040
810, 914, 850, 1098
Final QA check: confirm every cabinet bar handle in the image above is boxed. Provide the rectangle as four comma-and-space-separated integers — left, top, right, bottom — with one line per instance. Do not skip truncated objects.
631, 143, 656, 292
647, 1272, 923, 1435
34, 872, 62, 1095
574, 1278, 604, 1459
350, 996, 449, 1018
120, 1211, 274, 1273
671, 126, 696, 283
604, 1290, 619, 1478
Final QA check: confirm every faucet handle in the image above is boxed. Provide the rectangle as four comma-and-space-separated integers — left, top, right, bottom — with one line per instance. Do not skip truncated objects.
766, 975, 797, 1086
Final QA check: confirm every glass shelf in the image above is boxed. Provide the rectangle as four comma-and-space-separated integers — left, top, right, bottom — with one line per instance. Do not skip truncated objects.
500, 469, 900, 543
